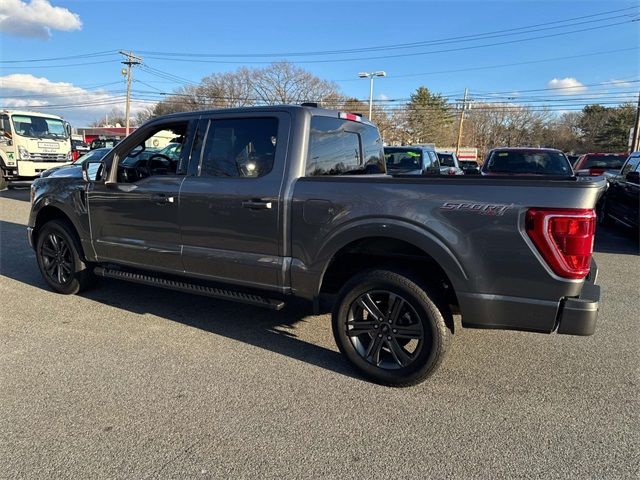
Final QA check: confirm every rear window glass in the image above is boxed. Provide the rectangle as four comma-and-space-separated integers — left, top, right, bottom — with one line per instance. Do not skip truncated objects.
485, 150, 572, 175
385, 149, 422, 171
581, 154, 626, 169
306, 116, 385, 176
437, 152, 455, 167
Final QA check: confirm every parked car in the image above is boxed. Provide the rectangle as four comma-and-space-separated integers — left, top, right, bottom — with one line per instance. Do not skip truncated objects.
574, 153, 628, 176
384, 145, 440, 175
39, 147, 112, 178
435, 151, 464, 175
567, 154, 581, 167
458, 160, 480, 174
29, 105, 604, 387
598, 152, 639, 232
482, 148, 574, 176
90, 137, 120, 150
71, 139, 89, 161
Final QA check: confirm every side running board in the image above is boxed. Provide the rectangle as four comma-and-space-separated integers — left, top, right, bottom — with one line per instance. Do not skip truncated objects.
94, 267, 285, 310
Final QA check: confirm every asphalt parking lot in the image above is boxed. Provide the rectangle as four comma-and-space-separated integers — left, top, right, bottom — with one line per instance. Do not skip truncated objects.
1, 187, 638, 479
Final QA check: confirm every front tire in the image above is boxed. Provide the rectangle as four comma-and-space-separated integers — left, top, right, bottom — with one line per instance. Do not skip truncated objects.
35, 219, 94, 294
0, 172, 6, 191
332, 269, 450, 387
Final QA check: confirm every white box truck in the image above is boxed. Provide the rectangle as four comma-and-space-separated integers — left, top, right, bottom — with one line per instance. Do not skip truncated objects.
0, 110, 72, 188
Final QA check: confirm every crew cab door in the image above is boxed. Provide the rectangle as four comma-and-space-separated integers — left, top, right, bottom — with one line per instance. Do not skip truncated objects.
178, 112, 290, 291
87, 118, 196, 271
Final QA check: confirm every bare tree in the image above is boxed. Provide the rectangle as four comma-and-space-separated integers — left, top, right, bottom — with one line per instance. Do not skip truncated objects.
251, 62, 340, 105
90, 107, 128, 127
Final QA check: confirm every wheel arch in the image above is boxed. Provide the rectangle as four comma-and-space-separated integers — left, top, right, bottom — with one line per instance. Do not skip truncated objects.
313, 219, 468, 310
32, 204, 87, 261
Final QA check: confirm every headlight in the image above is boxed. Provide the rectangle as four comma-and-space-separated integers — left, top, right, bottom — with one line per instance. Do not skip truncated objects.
18, 146, 29, 160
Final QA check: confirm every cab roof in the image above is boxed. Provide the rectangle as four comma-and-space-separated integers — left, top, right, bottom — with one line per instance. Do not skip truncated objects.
1, 109, 65, 119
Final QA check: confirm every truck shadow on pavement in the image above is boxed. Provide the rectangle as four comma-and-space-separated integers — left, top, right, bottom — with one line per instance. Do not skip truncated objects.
0, 186, 31, 202
0, 219, 361, 382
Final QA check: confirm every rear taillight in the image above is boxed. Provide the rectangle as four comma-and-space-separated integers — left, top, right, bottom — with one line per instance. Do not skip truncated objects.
526, 208, 595, 279
588, 168, 604, 176
447, 167, 457, 175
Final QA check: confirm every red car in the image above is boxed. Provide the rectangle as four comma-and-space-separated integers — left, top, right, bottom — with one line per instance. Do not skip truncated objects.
574, 153, 628, 176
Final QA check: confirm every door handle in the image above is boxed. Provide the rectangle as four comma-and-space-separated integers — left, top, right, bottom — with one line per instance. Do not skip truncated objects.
242, 199, 272, 210
152, 194, 175, 205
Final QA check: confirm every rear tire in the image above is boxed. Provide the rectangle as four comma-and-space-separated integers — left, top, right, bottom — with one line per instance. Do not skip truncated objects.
332, 269, 450, 387
35, 219, 95, 294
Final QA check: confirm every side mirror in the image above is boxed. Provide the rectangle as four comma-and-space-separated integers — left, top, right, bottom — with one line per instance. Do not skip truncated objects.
82, 161, 105, 182
625, 170, 639, 184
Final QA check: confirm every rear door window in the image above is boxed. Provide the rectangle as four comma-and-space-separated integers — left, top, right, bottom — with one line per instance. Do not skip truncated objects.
198, 117, 278, 178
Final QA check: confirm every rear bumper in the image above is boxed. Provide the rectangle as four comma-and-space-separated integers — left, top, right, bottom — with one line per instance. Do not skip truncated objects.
555, 262, 600, 336
556, 281, 600, 335
458, 260, 600, 336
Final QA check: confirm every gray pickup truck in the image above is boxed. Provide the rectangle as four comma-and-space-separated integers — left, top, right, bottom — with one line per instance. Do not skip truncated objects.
28, 105, 604, 386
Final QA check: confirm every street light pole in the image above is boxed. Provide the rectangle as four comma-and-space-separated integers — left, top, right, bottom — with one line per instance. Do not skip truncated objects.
358, 71, 386, 120
368, 76, 374, 119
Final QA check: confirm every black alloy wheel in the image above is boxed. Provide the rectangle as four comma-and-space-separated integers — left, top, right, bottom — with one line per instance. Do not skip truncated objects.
332, 269, 450, 387
40, 232, 73, 286
346, 290, 424, 369
35, 219, 95, 295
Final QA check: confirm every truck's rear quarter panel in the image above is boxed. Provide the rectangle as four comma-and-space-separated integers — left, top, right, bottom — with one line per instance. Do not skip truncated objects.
290, 175, 604, 333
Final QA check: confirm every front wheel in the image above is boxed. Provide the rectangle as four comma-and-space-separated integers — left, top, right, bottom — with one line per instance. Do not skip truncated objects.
35, 219, 94, 294
0, 172, 6, 191
332, 269, 450, 387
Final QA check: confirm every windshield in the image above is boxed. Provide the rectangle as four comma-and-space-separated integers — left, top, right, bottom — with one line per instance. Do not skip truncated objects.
385, 149, 422, 171
484, 150, 572, 175
11, 114, 67, 140
581, 154, 626, 170
437, 153, 455, 167
73, 147, 111, 164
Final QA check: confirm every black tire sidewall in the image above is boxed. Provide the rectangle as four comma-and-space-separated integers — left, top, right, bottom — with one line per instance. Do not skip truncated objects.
332, 270, 448, 387
36, 220, 85, 294
597, 199, 610, 226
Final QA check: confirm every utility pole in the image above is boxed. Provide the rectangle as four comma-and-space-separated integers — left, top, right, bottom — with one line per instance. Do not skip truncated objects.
455, 88, 468, 157
119, 50, 142, 136
631, 91, 640, 153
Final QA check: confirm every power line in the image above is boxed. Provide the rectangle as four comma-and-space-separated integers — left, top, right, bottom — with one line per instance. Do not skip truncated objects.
136, 6, 637, 59
142, 18, 638, 65
0, 59, 122, 69
471, 78, 640, 96
0, 50, 118, 64
334, 47, 639, 82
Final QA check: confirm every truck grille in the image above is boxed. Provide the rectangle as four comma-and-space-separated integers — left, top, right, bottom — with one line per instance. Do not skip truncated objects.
29, 153, 67, 162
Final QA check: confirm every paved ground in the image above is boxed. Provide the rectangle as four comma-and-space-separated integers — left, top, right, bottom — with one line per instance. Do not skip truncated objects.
1, 187, 638, 479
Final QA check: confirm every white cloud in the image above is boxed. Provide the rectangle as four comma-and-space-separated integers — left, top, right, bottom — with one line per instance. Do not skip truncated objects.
547, 77, 587, 95
0, 0, 81, 39
0, 73, 141, 125
377, 93, 389, 101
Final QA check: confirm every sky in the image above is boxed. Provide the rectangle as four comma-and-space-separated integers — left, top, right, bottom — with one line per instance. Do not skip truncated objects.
0, 0, 638, 125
